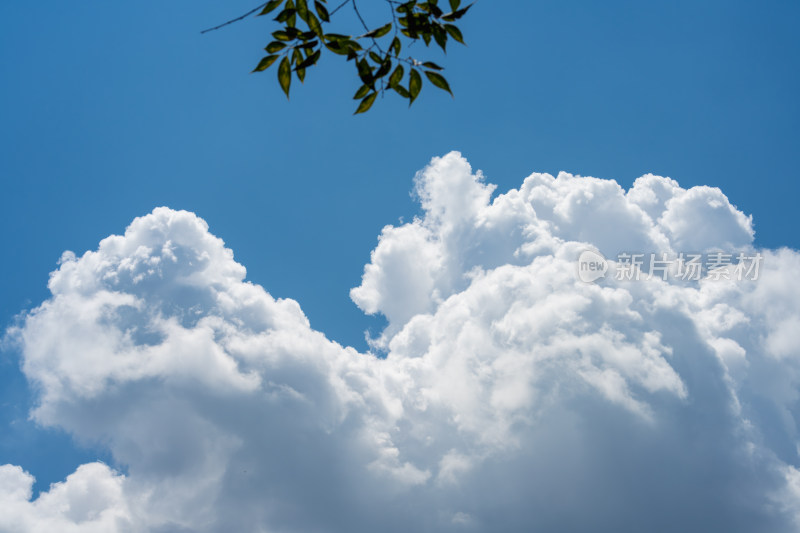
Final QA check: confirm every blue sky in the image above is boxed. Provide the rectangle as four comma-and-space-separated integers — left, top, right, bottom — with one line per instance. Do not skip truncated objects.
1, 1, 800, 529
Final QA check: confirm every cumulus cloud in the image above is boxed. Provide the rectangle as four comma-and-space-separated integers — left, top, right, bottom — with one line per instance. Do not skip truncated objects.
4, 152, 800, 532
0, 463, 130, 533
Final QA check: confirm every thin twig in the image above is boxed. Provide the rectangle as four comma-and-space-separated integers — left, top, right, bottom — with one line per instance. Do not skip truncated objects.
200, 2, 268, 34
388, 0, 399, 45
351, 0, 371, 33
329, 0, 352, 17
352, 0, 390, 58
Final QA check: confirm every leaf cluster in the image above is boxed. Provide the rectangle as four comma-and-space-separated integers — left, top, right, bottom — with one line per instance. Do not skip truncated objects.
251, 0, 473, 113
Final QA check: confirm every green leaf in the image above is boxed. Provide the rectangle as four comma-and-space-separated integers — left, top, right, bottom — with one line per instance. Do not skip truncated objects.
449, 0, 460, 11
265, 41, 287, 53
353, 84, 371, 99
393, 84, 410, 98
252, 54, 280, 72
285, 27, 303, 39
390, 36, 402, 56
424, 70, 452, 95
296, 0, 309, 21
374, 22, 393, 38
354, 92, 377, 114
422, 61, 443, 70
357, 58, 374, 86
324, 40, 348, 54
272, 30, 292, 41
432, 24, 447, 51
324, 33, 350, 41
442, 2, 472, 21
374, 59, 392, 79
295, 49, 321, 69
278, 56, 292, 98
363, 22, 392, 39
260, 0, 284, 16
444, 24, 464, 44
396, 1, 417, 14
307, 12, 324, 36
284, 0, 296, 26
274, 8, 296, 23
315, 0, 330, 22
409, 68, 422, 104
388, 64, 405, 87
297, 67, 306, 82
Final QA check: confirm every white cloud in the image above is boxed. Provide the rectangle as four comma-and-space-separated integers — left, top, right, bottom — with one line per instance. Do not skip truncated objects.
658, 185, 754, 252
4, 153, 800, 532
0, 463, 131, 533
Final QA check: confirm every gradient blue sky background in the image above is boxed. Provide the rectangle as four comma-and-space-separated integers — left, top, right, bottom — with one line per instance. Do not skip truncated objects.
1, 0, 799, 495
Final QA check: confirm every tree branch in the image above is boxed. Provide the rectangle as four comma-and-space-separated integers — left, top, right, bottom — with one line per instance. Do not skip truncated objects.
200, 3, 268, 34
329, 0, 352, 17
351, 1, 371, 33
